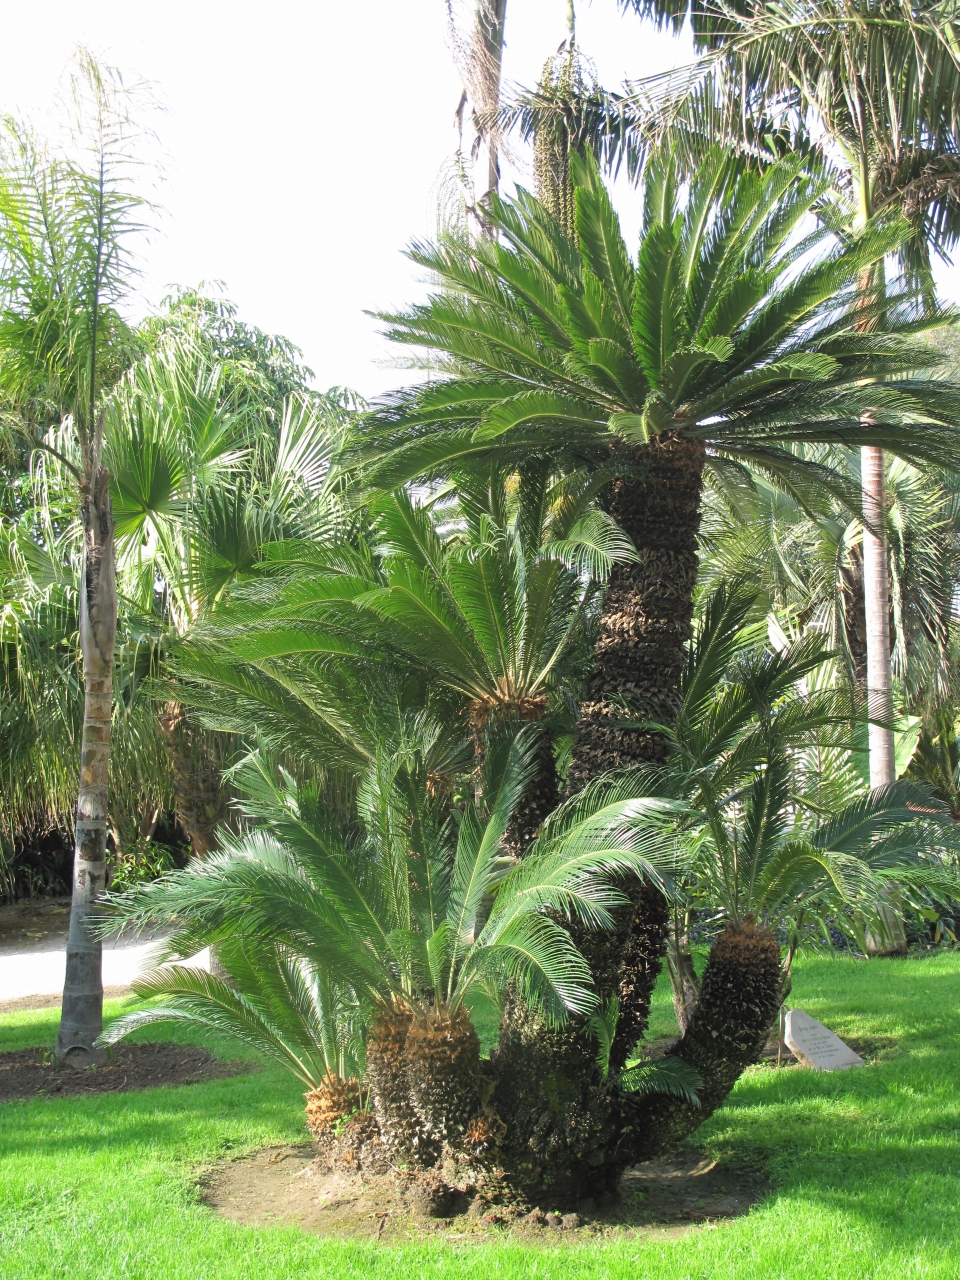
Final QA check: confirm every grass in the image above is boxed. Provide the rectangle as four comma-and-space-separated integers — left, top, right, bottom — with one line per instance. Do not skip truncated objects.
1, 952, 959, 1279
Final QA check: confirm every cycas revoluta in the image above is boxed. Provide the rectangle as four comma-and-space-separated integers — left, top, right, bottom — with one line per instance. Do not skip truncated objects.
355, 147, 960, 1048
99, 725, 682, 1168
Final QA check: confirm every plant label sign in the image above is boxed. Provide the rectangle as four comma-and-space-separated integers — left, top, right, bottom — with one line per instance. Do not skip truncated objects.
784, 1010, 865, 1071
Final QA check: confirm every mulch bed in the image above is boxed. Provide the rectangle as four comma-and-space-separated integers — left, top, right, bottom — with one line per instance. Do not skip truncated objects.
0, 1043, 254, 1102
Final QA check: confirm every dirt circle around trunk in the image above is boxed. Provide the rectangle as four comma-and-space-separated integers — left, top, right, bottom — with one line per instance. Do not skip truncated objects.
200, 1142, 771, 1244
0, 1043, 255, 1102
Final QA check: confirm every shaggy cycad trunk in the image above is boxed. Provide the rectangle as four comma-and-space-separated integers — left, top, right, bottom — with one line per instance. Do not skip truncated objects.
56, 467, 117, 1062
364, 1004, 483, 1169
489, 435, 708, 1204
304, 1072, 361, 1138
622, 921, 783, 1163
405, 1005, 481, 1146
491, 988, 619, 1206
365, 1005, 438, 1166
570, 432, 706, 1047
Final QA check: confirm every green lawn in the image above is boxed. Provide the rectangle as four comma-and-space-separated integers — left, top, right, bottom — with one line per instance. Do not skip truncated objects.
2, 952, 959, 1280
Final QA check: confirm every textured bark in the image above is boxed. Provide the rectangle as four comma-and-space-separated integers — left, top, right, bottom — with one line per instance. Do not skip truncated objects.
621, 922, 783, 1164
57, 467, 117, 1061
404, 1005, 481, 1146
486, 436, 707, 1203
567, 434, 706, 787
304, 1073, 361, 1138
568, 433, 706, 1046
365, 1005, 438, 1166
159, 702, 227, 858
665, 928, 701, 1037
489, 990, 620, 1207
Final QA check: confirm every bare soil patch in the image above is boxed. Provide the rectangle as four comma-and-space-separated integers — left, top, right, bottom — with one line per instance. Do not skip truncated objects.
0, 986, 132, 1015
201, 1143, 771, 1244
0, 1043, 254, 1102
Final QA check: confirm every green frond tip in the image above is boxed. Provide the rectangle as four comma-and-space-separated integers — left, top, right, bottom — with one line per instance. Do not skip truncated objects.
617, 1054, 703, 1106
587, 994, 620, 1078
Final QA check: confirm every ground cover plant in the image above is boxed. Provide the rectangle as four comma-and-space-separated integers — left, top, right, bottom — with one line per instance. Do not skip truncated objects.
3, 953, 960, 1279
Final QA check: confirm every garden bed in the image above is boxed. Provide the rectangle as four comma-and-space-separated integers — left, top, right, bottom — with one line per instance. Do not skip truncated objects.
200, 1142, 770, 1243
0, 1042, 254, 1102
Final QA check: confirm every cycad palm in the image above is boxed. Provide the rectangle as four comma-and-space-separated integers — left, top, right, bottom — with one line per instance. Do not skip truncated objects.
610, 0, 960, 800
360, 148, 960, 783
352, 472, 634, 850
356, 150, 960, 1032
100, 728, 681, 1160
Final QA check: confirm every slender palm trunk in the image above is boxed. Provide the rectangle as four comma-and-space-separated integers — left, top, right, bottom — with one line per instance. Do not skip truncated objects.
861, 445, 907, 957
472, 0, 508, 232
56, 466, 116, 1061
665, 919, 700, 1036
862, 445, 897, 786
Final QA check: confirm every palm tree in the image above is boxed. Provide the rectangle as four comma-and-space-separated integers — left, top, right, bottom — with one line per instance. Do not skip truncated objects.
99, 728, 681, 1167
606, 0, 960, 797
107, 327, 350, 856
352, 473, 634, 851
656, 581, 960, 1031
699, 450, 960, 710
0, 57, 149, 1058
447, 0, 510, 237
354, 149, 960, 1024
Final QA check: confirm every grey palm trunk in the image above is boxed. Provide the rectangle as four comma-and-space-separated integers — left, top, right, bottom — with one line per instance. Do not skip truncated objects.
860, 443, 908, 956
57, 466, 117, 1060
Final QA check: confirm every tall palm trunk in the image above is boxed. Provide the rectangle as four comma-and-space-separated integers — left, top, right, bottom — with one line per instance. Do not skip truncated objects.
861, 446, 897, 785
472, 0, 508, 228
56, 466, 116, 1061
570, 432, 706, 1051
861, 445, 908, 955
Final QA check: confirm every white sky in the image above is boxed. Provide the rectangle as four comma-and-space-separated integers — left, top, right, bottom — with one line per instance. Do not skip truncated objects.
2, 0, 959, 399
